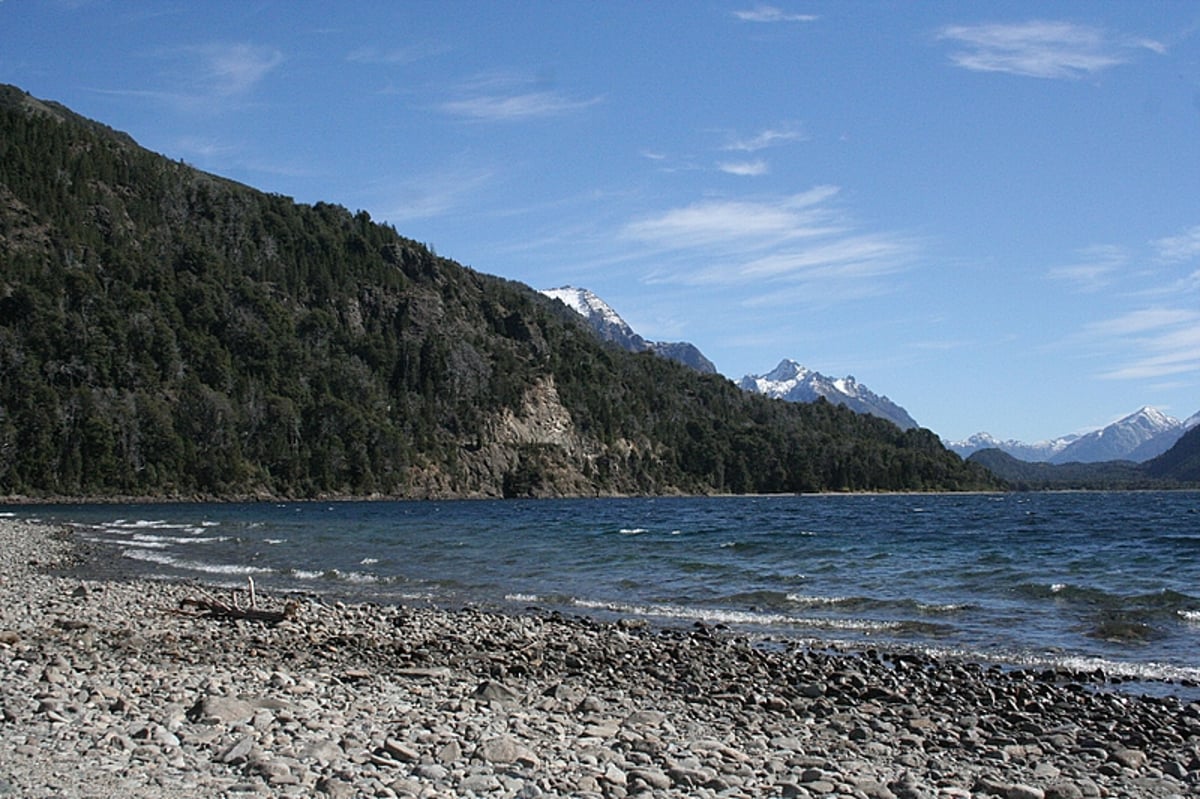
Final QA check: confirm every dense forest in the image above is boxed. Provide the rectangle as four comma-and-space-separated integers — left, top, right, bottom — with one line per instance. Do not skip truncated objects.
0, 85, 997, 499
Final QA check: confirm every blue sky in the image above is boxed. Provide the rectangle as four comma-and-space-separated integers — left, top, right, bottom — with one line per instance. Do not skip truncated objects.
3, 1, 1199, 442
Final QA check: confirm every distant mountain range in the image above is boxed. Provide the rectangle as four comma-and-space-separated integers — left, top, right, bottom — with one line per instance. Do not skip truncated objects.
540, 287, 717, 374
736, 360, 919, 431
542, 287, 920, 430
947, 407, 1200, 464
970, 421, 1200, 488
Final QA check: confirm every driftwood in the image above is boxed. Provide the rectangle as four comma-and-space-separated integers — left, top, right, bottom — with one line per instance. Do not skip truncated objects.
177, 578, 299, 625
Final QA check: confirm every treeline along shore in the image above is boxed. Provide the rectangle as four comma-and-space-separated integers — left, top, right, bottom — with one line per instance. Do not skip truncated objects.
1, 517, 1198, 798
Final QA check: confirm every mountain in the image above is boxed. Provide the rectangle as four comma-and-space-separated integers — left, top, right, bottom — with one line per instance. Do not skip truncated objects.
540, 287, 716, 374
0, 84, 994, 499
966, 449, 1150, 490
968, 421, 1200, 489
943, 432, 1078, 462
948, 407, 1197, 464
738, 360, 919, 431
1145, 425, 1200, 483
1050, 407, 1187, 464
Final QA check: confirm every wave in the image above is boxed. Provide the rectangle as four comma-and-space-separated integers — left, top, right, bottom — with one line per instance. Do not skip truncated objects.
783, 593, 971, 615
131, 533, 230, 546
121, 548, 272, 576
1021, 582, 1198, 612
288, 567, 383, 584
105, 519, 193, 531
569, 597, 904, 634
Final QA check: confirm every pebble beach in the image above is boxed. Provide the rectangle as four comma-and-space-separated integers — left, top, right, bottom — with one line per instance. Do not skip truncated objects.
1, 518, 1198, 799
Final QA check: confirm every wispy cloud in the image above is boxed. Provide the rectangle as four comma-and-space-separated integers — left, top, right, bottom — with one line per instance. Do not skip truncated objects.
718, 159, 768, 176
623, 187, 915, 299
734, 6, 818, 24
377, 167, 495, 223
625, 186, 842, 250
107, 41, 283, 112
1154, 224, 1200, 263
440, 73, 602, 121
937, 21, 1162, 79
346, 42, 449, 65
192, 42, 284, 97
1088, 308, 1200, 381
1047, 244, 1128, 292
722, 124, 805, 152
442, 91, 602, 121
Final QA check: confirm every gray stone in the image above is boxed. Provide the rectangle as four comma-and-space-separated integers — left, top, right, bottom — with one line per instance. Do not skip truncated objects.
628, 768, 672, 790
220, 735, 255, 764
1109, 748, 1147, 770
473, 680, 521, 705
190, 695, 255, 725
477, 735, 536, 765
1043, 783, 1084, 799
383, 738, 420, 762
1005, 785, 1045, 799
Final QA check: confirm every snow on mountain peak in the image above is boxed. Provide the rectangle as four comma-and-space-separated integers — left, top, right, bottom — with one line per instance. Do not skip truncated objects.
542, 286, 629, 332
949, 405, 1193, 463
739, 360, 918, 430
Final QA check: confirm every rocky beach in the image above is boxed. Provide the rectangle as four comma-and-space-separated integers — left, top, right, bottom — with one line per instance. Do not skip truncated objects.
1, 517, 1198, 799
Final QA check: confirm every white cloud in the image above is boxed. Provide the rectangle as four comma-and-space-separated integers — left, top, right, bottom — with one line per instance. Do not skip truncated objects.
439, 71, 602, 121
346, 42, 449, 65
723, 125, 805, 152
194, 42, 284, 97
377, 168, 495, 222
1086, 308, 1200, 336
1154, 225, 1200, 262
937, 21, 1158, 79
734, 6, 818, 23
1047, 245, 1128, 291
441, 90, 602, 121
718, 159, 768, 176
623, 186, 842, 250
623, 187, 914, 298
111, 41, 283, 112
1089, 309, 1200, 381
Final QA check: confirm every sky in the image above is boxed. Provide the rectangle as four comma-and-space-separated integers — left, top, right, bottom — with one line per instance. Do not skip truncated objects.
3, 1, 1199, 443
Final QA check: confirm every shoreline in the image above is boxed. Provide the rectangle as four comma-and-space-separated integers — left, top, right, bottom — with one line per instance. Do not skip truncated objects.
9, 487, 1200, 507
2, 519, 1198, 798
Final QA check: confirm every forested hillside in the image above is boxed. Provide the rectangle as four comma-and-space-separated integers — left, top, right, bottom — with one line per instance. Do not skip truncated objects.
0, 85, 995, 499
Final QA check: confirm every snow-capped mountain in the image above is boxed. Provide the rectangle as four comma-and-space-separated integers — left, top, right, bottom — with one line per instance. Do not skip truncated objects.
948, 406, 1199, 464
540, 287, 717, 374
1052, 407, 1189, 464
944, 433, 1078, 462
738, 359, 919, 430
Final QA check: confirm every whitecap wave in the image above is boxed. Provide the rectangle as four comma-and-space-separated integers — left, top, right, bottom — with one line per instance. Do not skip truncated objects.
121, 548, 272, 576
569, 598, 897, 633
131, 533, 230, 546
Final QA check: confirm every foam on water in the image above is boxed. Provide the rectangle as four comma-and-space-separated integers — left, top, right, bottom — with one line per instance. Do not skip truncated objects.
121, 548, 273, 576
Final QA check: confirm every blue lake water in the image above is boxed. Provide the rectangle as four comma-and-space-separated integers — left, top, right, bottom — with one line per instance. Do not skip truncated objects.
9, 491, 1200, 692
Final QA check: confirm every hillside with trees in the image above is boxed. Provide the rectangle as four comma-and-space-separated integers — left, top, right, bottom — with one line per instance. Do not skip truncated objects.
0, 85, 996, 499
968, 435, 1200, 490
